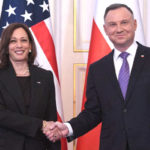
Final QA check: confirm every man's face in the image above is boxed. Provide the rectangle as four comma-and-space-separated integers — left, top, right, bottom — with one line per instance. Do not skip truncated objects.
103, 7, 137, 51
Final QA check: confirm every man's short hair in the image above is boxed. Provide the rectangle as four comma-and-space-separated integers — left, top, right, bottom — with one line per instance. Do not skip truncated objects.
104, 3, 134, 20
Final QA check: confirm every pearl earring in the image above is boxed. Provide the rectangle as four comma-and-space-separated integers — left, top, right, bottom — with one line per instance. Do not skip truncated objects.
29, 49, 31, 53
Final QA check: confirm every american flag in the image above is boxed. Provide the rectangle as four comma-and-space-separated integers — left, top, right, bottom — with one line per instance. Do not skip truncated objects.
0, 0, 67, 149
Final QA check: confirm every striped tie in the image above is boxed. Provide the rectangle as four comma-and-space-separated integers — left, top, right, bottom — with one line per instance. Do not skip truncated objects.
118, 52, 129, 99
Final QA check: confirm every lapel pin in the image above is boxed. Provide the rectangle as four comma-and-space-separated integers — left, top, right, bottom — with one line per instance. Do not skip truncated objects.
36, 81, 41, 84
141, 55, 144, 58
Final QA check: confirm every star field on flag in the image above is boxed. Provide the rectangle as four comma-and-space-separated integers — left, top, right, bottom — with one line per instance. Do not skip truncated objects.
0, 0, 50, 35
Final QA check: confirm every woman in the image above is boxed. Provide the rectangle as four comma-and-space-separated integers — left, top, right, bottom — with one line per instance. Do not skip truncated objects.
0, 23, 60, 150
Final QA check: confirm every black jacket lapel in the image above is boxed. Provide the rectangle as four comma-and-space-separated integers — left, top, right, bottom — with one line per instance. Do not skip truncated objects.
106, 51, 125, 101
125, 45, 145, 102
0, 64, 25, 113
27, 65, 44, 115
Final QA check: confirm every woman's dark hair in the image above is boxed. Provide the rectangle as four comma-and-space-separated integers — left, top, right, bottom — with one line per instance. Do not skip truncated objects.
104, 3, 134, 20
0, 22, 37, 68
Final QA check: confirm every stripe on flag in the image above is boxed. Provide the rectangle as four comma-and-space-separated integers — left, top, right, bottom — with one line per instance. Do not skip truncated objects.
31, 21, 59, 82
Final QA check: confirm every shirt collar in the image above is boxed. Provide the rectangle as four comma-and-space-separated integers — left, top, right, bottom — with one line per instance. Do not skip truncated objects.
114, 41, 138, 61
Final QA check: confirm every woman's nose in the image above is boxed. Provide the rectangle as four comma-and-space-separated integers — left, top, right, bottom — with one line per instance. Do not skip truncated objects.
16, 41, 22, 47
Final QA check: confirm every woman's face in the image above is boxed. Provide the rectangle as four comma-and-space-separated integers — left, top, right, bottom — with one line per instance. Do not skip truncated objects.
8, 27, 31, 64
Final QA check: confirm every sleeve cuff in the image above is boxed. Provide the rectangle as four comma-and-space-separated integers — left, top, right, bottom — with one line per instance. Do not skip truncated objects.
64, 122, 73, 137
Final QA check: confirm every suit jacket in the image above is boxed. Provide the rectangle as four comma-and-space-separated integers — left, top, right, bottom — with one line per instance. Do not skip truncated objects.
0, 63, 60, 150
69, 42, 150, 150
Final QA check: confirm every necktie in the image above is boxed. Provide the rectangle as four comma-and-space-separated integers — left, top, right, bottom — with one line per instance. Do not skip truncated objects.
118, 52, 129, 99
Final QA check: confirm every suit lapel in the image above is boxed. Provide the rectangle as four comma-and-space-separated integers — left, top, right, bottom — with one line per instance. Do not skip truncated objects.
28, 65, 43, 115
0, 64, 25, 113
125, 46, 145, 102
106, 51, 125, 101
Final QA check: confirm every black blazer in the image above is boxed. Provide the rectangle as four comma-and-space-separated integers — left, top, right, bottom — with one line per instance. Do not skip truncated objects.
69, 42, 150, 150
0, 63, 60, 150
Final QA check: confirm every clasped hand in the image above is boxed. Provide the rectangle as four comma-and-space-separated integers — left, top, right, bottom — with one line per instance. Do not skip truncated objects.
42, 121, 69, 142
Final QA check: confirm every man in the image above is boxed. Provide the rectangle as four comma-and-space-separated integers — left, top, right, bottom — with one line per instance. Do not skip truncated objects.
44, 3, 150, 150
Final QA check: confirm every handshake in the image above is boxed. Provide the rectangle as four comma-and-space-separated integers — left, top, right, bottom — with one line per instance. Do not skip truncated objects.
42, 121, 69, 142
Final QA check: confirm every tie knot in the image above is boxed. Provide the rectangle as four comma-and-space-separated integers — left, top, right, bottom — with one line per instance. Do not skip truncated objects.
119, 52, 129, 60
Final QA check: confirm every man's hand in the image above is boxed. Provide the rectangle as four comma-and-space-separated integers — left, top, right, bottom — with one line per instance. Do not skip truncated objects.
42, 121, 69, 142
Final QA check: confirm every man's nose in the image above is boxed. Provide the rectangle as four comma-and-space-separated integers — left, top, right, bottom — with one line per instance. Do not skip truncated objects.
116, 24, 123, 32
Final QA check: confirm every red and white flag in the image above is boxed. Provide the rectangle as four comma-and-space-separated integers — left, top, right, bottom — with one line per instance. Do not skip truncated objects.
76, 0, 145, 150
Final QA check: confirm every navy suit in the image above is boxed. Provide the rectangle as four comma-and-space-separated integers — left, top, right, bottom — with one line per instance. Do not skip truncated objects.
0, 63, 60, 150
69, 42, 150, 150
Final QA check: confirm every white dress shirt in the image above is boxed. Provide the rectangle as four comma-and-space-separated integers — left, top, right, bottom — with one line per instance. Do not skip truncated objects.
113, 41, 137, 79
65, 41, 138, 137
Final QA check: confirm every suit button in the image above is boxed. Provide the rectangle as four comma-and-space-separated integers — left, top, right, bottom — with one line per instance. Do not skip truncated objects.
123, 108, 127, 113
